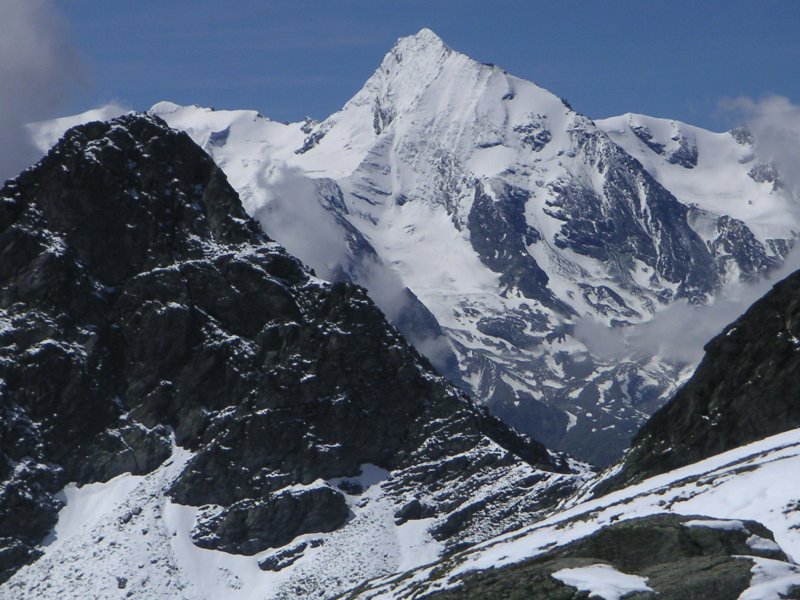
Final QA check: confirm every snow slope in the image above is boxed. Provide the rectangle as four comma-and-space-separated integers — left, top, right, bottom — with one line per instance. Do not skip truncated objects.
1, 438, 583, 600
350, 428, 800, 598
598, 113, 798, 246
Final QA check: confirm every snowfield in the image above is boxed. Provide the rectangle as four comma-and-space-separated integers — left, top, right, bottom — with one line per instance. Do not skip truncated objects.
6, 429, 800, 599
551, 563, 653, 600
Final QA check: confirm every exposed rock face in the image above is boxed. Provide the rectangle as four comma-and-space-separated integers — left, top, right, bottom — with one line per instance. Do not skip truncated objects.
0, 114, 580, 587
547, 127, 716, 304
191, 485, 351, 554
606, 267, 800, 490
707, 215, 781, 281
410, 515, 794, 600
468, 181, 555, 309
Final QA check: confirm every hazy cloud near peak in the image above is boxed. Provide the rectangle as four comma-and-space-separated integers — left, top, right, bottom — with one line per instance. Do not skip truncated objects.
577, 239, 800, 370
252, 166, 350, 281
0, 0, 85, 181
574, 279, 779, 365
250, 165, 456, 371
720, 94, 800, 199
577, 252, 800, 370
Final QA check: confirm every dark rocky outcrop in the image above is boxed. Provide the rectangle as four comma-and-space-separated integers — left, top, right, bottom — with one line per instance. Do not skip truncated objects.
258, 538, 324, 572
0, 114, 571, 582
513, 117, 552, 152
667, 135, 698, 169
468, 180, 566, 312
192, 485, 351, 554
709, 215, 780, 281
606, 267, 800, 491
748, 162, 783, 191
408, 515, 795, 600
630, 125, 666, 155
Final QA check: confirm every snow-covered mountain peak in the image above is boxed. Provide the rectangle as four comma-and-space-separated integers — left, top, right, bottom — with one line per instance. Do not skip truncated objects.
293, 28, 577, 182
402, 26, 445, 45
27, 102, 131, 154
350, 27, 571, 139
390, 27, 450, 62
339, 28, 454, 131
151, 100, 200, 115
598, 111, 799, 242
142, 32, 791, 464
600, 111, 706, 167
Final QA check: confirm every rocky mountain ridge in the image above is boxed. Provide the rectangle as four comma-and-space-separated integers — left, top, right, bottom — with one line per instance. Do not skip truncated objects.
599, 264, 800, 492
0, 113, 584, 597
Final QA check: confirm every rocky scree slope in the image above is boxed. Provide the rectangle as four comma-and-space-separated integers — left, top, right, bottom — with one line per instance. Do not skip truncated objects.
126, 29, 798, 465
0, 114, 583, 595
344, 429, 800, 599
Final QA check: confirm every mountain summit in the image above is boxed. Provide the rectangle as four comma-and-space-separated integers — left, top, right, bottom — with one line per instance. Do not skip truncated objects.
363, 27, 452, 103
33, 30, 797, 466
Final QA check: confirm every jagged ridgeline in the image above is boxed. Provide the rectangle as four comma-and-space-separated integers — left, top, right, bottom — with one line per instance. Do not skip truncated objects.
0, 114, 583, 595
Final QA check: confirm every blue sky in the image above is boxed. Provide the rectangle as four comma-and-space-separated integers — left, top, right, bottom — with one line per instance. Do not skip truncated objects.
59, 1, 800, 131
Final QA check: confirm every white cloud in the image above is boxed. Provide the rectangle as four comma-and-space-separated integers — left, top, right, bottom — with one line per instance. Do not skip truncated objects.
0, 0, 85, 181
576, 237, 800, 366
575, 276, 784, 365
720, 95, 800, 199
252, 167, 350, 281
251, 166, 455, 370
